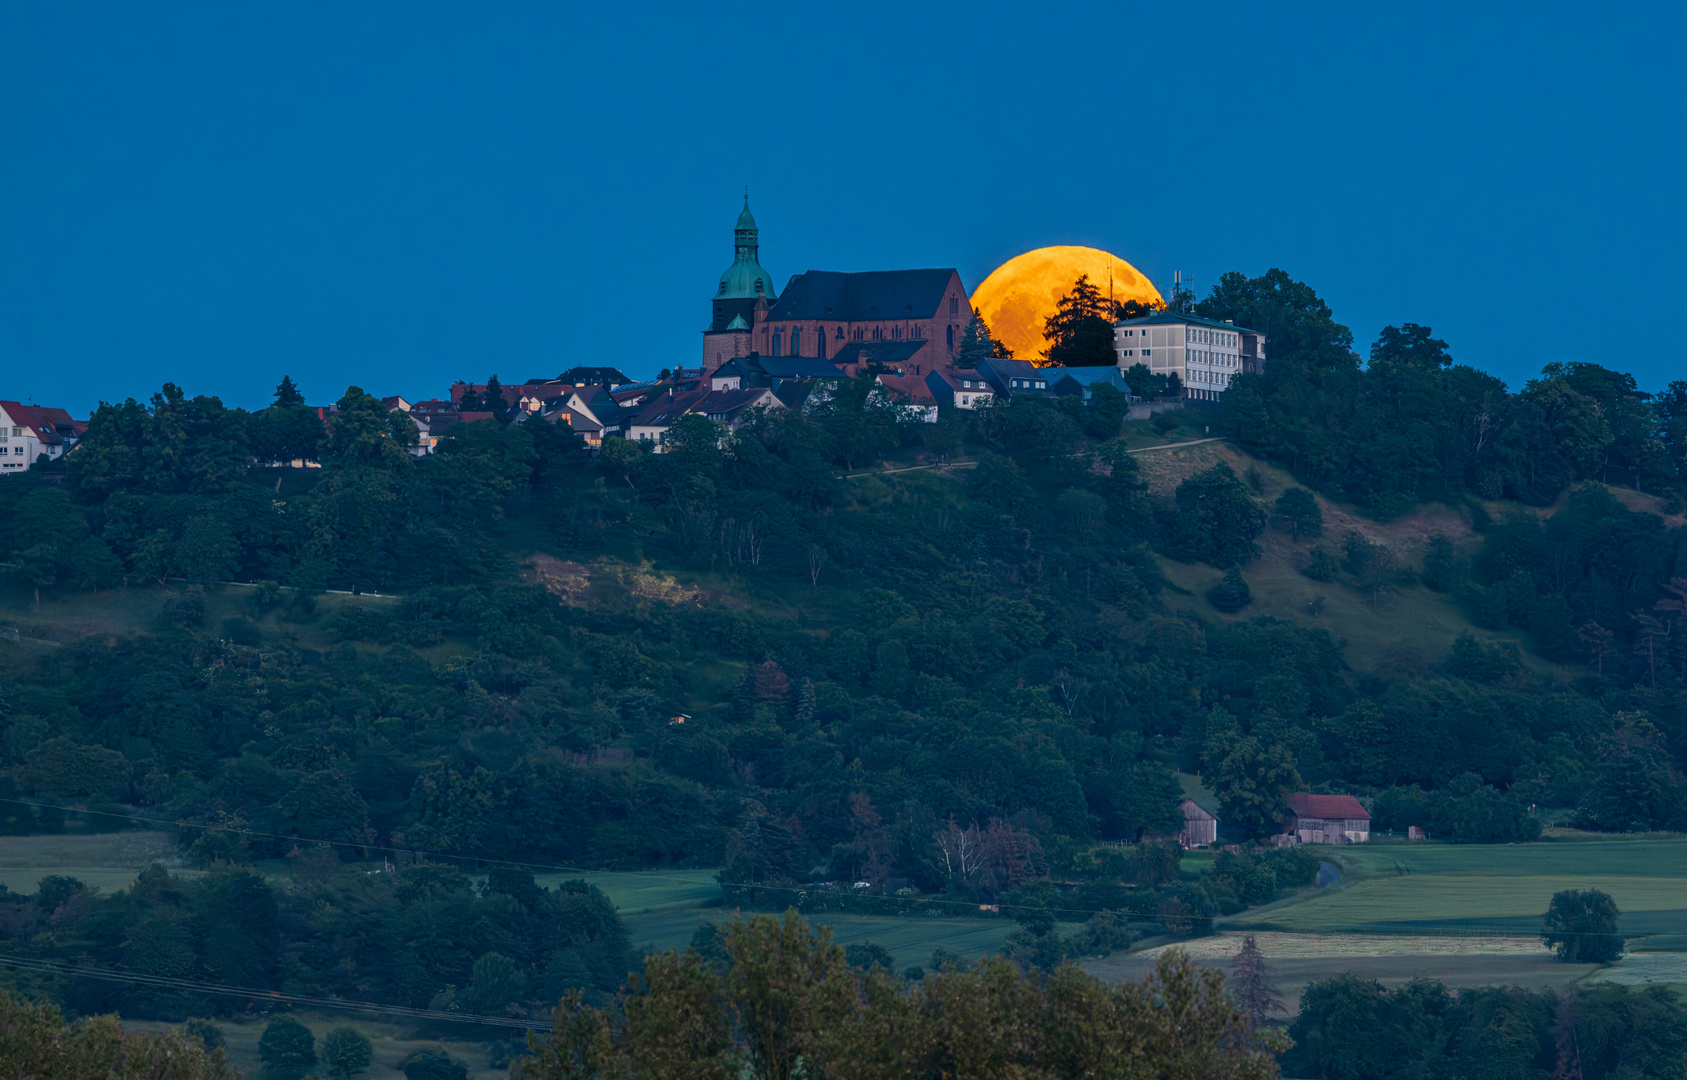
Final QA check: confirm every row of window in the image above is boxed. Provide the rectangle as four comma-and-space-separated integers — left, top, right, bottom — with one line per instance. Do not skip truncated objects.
767, 323, 959, 358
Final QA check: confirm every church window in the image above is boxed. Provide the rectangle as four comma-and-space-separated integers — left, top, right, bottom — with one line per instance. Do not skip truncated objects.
817, 327, 827, 359
946, 325, 954, 350
772, 330, 783, 354
790, 328, 801, 355
892, 326, 901, 340
950, 296, 959, 315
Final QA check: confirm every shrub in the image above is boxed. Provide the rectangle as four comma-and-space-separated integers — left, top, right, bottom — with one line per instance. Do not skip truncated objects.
1207, 568, 1252, 613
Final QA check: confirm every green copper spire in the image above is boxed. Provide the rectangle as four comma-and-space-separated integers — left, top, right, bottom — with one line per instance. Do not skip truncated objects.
716, 192, 776, 300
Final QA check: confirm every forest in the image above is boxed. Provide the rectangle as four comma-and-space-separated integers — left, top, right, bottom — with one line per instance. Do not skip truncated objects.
0, 270, 1684, 1064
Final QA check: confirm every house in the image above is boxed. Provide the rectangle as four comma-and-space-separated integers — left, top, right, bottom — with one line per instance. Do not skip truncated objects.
710, 353, 848, 393
1046, 366, 1138, 401
1280, 793, 1371, 845
0, 402, 88, 472
1175, 797, 1219, 849
557, 366, 631, 387
624, 387, 782, 449
404, 399, 495, 455
924, 369, 996, 409
1113, 311, 1266, 403
976, 357, 1052, 397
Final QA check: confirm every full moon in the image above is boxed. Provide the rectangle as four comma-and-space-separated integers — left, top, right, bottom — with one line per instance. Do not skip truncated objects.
970, 246, 1163, 363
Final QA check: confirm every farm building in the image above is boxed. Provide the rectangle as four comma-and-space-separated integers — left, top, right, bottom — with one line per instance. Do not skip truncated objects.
1280, 793, 1371, 845
1174, 797, 1219, 848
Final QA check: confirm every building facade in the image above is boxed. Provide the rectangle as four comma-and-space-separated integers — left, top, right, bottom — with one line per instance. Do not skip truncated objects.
700, 199, 970, 382
0, 402, 85, 472
1113, 312, 1266, 402
1280, 793, 1371, 845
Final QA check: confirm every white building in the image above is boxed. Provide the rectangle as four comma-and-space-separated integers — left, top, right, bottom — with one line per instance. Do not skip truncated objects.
1113, 313, 1266, 402
0, 402, 86, 473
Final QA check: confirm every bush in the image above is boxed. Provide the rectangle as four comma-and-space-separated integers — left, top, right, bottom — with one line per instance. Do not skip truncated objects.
258, 1016, 316, 1080
1303, 547, 1339, 582
399, 1049, 469, 1080
1206, 568, 1252, 613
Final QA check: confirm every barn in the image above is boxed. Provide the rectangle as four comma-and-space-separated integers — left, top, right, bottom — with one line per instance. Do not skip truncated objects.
1281, 793, 1371, 845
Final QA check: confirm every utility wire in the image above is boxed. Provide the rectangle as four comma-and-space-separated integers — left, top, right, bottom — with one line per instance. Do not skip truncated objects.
0, 952, 548, 1030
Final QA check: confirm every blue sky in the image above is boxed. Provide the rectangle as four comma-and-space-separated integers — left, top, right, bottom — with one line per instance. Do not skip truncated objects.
3, 2, 1683, 415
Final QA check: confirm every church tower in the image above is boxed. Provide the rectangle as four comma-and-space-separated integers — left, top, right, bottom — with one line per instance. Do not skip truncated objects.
702, 195, 776, 371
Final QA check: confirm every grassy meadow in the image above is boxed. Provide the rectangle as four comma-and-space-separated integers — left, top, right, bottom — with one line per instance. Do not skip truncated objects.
1229, 833, 1687, 939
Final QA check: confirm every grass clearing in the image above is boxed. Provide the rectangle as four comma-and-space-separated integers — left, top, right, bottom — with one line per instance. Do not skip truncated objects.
558, 867, 1017, 970
1229, 835, 1687, 939
0, 832, 185, 894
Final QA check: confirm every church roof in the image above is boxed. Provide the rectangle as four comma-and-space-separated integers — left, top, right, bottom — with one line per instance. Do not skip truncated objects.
736, 200, 757, 231
725, 313, 750, 330
768, 269, 959, 322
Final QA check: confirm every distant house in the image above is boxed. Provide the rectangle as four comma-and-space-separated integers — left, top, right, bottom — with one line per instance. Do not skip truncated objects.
1046, 366, 1138, 401
0, 402, 87, 472
924, 369, 995, 410
557, 366, 631, 387
976, 357, 1052, 398
1175, 797, 1219, 849
710, 352, 847, 393
1281, 793, 1371, 845
625, 387, 782, 449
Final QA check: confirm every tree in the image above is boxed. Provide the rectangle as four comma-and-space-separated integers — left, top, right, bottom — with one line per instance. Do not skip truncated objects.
954, 310, 1008, 367
1207, 568, 1252, 613
1229, 935, 1283, 1028
1213, 737, 1302, 839
1042, 275, 1118, 367
273, 375, 306, 407
0, 990, 235, 1079
320, 1027, 372, 1079
258, 1016, 317, 1080
1167, 463, 1268, 568
1370, 323, 1452, 370
1272, 488, 1322, 539
1542, 889, 1623, 963
322, 387, 417, 469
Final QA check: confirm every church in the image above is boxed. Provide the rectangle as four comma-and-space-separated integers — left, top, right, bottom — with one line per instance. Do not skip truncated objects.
701, 197, 971, 382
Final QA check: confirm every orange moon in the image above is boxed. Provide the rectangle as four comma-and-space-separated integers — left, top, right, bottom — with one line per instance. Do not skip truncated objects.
970, 246, 1163, 362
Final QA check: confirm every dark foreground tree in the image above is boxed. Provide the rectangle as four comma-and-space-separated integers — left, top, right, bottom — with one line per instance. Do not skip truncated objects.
0, 990, 234, 1079
519, 911, 1284, 1080
1044, 275, 1119, 367
1542, 888, 1624, 963
1230, 934, 1284, 1028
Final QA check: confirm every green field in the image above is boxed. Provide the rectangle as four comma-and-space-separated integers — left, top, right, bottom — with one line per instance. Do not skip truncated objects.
546, 867, 1015, 972
0, 832, 188, 894
1229, 834, 1687, 939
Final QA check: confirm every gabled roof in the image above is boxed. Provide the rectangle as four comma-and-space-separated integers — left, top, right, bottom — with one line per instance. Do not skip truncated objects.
1051, 365, 1128, 386
0, 402, 86, 444
925, 369, 994, 392
768, 269, 960, 322
1115, 310, 1260, 334
977, 356, 1043, 380
698, 387, 779, 418
1285, 793, 1370, 820
832, 340, 926, 368
559, 366, 632, 386
628, 389, 710, 428
757, 355, 847, 379
1180, 796, 1219, 820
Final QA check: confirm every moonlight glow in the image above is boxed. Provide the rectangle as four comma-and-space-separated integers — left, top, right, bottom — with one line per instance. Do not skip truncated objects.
970, 246, 1162, 361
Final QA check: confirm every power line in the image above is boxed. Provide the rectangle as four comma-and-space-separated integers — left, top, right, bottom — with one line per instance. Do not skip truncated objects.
0, 952, 548, 1030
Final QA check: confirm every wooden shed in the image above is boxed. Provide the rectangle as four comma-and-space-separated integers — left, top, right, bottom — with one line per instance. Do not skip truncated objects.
1175, 797, 1219, 849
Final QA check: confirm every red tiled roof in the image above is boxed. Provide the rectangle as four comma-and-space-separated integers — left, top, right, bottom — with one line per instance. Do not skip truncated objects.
1285, 793, 1370, 820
